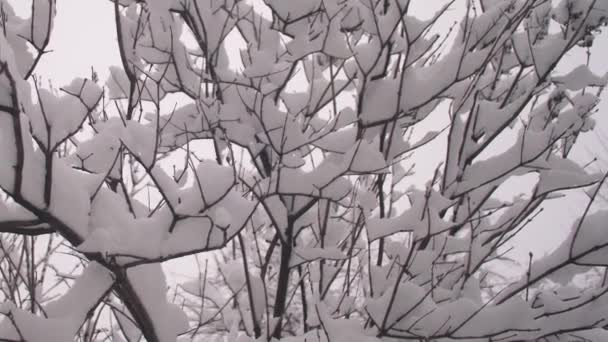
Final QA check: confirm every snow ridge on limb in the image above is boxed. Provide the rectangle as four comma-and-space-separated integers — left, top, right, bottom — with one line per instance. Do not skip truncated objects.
0, 262, 113, 342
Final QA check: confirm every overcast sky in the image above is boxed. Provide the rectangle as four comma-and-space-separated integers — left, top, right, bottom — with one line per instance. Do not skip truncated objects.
6, 0, 608, 274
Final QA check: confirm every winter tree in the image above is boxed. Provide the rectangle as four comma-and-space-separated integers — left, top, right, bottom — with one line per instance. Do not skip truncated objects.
581, 127, 608, 204
1, 0, 608, 341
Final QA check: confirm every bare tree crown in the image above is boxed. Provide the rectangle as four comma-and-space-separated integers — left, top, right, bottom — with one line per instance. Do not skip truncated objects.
1, 0, 608, 341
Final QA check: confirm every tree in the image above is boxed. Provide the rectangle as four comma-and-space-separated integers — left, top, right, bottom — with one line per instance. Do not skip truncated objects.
1, 0, 608, 341
581, 126, 608, 204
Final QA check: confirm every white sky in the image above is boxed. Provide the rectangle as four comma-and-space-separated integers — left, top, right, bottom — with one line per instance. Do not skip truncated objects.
6, 0, 608, 274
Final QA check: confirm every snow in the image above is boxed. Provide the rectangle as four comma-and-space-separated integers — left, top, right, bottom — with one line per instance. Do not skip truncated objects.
127, 264, 189, 342
366, 188, 452, 241
290, 246, 347, 267
107, 65, 131, 99
79, 188, 167, 259
352, 37, 382, 74
265, 0, 322, 21
150, 165, 182, 209
365, 278, 542, 339
0, 197, 37, 222
113, 306, 143, 341
0, 115, 17, 191
359, 78, 399, 124
532, 34, 569, 77
243, 48, 286, 78
1, 311, 74, 342
570, 210, 608, 266
26, 78, 101, 151
344, 139, 388, 174
62, 77, 103, 108
45, 262, 114, 318
30, 0, 55, 49
123, 120, 157, 167
48, 160, 98, 237
164, 190, 255, 256
16, 115, 46, 207
271, 157, 351, 203
323, 22, 352, 59
2, 0, 608, 340
146, 0, 175, 14
314, 301, 381, 342
214, 206, 232, 227
0, 262, 113, 342
552, 65, 608, 90
69, 118, 122, 177
536, 158, 599, 195
193, 161, 235, 205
